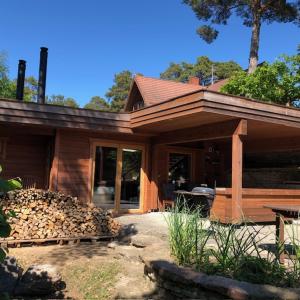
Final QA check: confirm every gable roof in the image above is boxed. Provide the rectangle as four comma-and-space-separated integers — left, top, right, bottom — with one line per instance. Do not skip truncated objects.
125, 75, 204, 111
207, 78, 229, 92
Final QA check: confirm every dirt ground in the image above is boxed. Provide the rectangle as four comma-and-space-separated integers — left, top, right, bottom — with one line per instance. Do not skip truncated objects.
9, 213, 171, 300
8, 212, 298, 299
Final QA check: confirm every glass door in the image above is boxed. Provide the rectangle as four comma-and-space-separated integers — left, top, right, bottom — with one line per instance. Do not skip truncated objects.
92, 143, 144, 212
120, 148, 142, 210
93, 146, 117, 210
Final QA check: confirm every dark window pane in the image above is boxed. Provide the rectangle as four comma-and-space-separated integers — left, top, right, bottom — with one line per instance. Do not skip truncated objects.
120, 149, 142, 209
93, 146, 117, 209
168, 153, 191, 190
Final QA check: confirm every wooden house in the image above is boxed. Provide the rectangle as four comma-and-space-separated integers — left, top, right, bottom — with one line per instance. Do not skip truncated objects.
2, 75, 300, 223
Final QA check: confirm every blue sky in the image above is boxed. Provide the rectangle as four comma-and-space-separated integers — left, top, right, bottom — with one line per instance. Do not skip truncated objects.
1, 0, 299, 106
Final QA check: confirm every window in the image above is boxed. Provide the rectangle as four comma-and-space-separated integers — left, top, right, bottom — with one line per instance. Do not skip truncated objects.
133, 100, 144, 111
168, 152, 191, 190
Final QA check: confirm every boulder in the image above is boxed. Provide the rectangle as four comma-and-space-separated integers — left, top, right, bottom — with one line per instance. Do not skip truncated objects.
0, 256, 22, 296
15, 264, 65, 296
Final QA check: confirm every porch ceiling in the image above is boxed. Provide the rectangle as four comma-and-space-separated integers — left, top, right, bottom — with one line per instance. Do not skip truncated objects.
247, 120, 300, 140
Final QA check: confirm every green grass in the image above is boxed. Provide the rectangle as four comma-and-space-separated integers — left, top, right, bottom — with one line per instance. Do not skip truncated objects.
64, 262, 120, 300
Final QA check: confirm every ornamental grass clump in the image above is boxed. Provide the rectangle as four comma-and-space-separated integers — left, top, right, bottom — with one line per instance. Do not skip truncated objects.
165, 199, 210, 267
285, 220, 300, 287
166, 200, 300, 288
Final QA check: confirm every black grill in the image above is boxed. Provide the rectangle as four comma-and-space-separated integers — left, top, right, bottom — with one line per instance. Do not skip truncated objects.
190, 186, 216, 216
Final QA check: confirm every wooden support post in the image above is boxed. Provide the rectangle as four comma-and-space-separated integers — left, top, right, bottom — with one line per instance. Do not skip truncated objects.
231, 120, 247, 222
150, 144, 159, 211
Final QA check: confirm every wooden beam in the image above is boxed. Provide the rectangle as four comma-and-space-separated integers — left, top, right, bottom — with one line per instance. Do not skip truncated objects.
153, 119, 242, 145
231, 120, 247, 222
234, 119, 247, 136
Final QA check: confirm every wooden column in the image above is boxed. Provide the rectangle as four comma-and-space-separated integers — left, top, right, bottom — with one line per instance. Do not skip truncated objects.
150, 144, 160, 211
49, 129, 60, 191
231, 120, 247, 222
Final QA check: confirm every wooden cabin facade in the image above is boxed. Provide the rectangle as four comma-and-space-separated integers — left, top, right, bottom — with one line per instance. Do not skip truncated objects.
2, 75, 300, 223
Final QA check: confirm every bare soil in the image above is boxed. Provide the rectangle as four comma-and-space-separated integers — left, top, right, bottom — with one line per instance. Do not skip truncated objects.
9, 213, 171, 299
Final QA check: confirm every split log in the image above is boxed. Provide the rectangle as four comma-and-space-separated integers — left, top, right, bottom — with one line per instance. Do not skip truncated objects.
0, 189, 121, 240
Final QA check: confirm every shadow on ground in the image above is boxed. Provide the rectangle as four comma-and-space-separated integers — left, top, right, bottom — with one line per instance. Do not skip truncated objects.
259, 243, 298, 258
36, 223, 138, 267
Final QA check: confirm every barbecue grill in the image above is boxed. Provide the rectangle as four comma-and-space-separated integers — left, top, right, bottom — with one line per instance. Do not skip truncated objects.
191, 186, 215, 216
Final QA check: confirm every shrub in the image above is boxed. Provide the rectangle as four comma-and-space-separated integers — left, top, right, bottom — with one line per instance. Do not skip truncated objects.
0, 165, 22, 261
221, 55, 300, 107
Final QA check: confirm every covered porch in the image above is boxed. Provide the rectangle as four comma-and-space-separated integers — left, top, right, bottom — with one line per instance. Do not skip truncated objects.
131, 90, 300, 223
151, 120, 300, 223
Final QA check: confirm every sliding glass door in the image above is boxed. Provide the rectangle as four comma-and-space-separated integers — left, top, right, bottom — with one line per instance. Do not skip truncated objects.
93, 146, 117, 210
92, 143, 144, 212
120, 148, 142, 209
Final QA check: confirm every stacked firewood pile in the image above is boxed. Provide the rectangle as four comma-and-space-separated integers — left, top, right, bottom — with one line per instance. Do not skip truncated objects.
0, 189, 121, 240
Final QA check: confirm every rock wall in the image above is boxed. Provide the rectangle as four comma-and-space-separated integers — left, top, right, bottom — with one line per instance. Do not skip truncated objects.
144, 260, 300, 300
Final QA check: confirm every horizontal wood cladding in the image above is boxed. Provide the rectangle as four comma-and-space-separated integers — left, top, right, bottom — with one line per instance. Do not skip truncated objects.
55, 129, 150, 205
213, 188, 300, 223
0, 134, 50, 189
0, 98, 132, 133
130, 91, 300, 131
211, 193, 230, 223
130, 94, 205, 127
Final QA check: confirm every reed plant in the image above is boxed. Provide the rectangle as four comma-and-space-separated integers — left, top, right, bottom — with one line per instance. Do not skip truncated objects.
165, 198, 210, 266
166, 199, 300, 288
285, 219, 300, 287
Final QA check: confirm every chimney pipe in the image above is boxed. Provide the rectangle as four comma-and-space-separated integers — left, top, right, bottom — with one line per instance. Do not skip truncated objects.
16, 60, 26, 101
37, 47, 48, 104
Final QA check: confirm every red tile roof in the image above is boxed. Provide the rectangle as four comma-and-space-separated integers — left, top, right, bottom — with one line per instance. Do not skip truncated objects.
134, 75, 204, 106
125, 75, 228, 111
207, 78, 229, 92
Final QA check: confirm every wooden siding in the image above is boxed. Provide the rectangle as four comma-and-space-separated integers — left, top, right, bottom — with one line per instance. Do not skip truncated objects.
51, 129, 151, 211
0, 133, 51, 189
0, 98, 132, 134
212, 188, 300, 223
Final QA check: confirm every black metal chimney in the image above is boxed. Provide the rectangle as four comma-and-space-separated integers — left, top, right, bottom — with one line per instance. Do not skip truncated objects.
37, 47, 48, 104
16, 60, 26, 101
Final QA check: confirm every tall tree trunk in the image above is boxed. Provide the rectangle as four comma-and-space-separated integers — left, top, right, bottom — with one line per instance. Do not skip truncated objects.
248, 8, 261, 74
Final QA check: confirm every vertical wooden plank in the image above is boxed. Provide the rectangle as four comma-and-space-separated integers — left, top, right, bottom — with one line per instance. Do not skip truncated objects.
44, 139, 52, 189
88, 141, 95, 205
141, 143, 151, 212
231, 120, 247, 222
115, 147, 123, 213
49, 129, 60, 191
150, 144, 159, 211
231, 133, 243, 221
